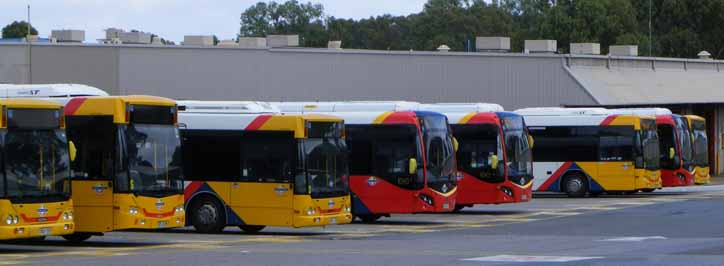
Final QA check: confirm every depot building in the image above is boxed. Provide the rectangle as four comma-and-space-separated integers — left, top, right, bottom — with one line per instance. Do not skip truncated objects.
1, 34, 723, 175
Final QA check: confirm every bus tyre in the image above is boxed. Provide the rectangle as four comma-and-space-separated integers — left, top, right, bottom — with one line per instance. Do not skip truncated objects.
239, 225, 266, 233
563, 173, 588, 198
190, 195, 226, 234
62, 233, 92, 243
357, 215, 382, 223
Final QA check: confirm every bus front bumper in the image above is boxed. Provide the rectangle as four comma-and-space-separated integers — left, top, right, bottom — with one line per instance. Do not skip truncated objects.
293, 212, 353, 227
0, 222, 74, 240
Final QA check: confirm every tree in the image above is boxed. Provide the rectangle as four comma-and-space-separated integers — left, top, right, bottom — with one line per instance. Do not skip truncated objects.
239, 0, 328, 47
2, 21, 38, 39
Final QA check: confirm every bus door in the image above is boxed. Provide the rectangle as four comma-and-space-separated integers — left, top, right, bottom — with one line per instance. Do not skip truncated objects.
67, 116, 116, 232
597, 126, 635, 190
229, 131, 295, 226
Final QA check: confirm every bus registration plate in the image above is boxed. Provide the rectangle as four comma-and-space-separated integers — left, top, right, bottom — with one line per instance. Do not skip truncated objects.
330, 218, 337, 225
39, 227, 51, 236
443, 203, 450, 209
158, 221, 168, 228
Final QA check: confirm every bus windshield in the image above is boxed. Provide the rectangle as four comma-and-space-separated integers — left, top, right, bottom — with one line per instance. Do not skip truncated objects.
639, 119, 661, 171
501, 116, 533, 179
303, 122, 349, 198
421, 115, 456, 193
657, 124, 677, 169
347, 124, 422, 190
692, 120, 709, 167
126, 124, 183, 196
675, 117, 694, 170
453, 124, 504, 183
4, 129, 70, 202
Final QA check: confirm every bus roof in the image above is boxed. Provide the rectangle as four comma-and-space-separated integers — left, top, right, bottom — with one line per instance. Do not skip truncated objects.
419, 103, 505, 113
178, 101, 280, 114
0, 98, 63, 110
514, 107, 610, 116
0, 83, 109, 98
272, 101, 421, 112
608, 108, 673, 116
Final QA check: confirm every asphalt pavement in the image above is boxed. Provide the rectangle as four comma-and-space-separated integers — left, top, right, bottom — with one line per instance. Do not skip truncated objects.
2, 184, 724, 266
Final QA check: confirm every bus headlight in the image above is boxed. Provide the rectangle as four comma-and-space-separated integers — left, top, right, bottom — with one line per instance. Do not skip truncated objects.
68, 211, 73, 220
13, 216, 19, 224
129, 207, 140, 215
5, 215, 12, 225
174, 206, 185, 214
63, 212, 70, 220
344, 206, 351, 212
306, 208, 315, 216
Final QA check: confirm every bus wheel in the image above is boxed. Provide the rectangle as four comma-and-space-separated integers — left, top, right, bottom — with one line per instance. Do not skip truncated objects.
357, 215, 382, 223
62, 233, 92, 243
190, 195, 226, 234
563, 173, 588, 198
239, 225, 266, 233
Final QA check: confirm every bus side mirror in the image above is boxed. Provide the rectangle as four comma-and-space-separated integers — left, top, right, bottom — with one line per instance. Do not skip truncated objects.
453, 137, 459, 152
69, 141, 77, 162
490, 154, 499, 170
528, 135, 535, 149
408, 158, 418, 175
669, 147, 675, 160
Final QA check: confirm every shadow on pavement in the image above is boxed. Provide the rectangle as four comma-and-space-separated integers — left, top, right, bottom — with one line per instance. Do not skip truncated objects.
135, 228, 334, 237
449, 209, 532, 216
13, 239, 168, 248
355, 220, 447, 226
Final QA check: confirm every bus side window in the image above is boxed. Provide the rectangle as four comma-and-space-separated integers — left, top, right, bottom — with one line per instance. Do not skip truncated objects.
115, 126, 130, 192
240, 131, 295, 183
598, 126, 634, 162
181, 130, 241, 182
0, 133, 3, 197
66, 116, 116, 180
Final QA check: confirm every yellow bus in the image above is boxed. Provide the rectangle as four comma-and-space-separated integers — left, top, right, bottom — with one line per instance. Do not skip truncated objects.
178, 101, 352, 233
685, 115, 711, 185
516, 108, 661, 197
56, 95, 185, 241
0, 99, 75, 240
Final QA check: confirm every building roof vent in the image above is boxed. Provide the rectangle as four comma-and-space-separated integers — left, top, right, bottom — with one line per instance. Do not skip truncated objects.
524, 40, 557, 53
570, 43, 601, 55
476, 37, 510, 52
609, 45, 638, 56
267, 35, 299, 48
238, 37, 266, 48
51, 30, 85, 43
437, 44, 451, 52
698, 51, 712, 60
328, 41, 342, 49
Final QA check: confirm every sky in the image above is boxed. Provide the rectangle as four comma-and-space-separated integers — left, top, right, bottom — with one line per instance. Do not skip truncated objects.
0, 0, 428, 42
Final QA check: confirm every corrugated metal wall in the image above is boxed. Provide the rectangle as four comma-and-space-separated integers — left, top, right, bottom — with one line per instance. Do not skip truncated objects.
0, 44, 595, 110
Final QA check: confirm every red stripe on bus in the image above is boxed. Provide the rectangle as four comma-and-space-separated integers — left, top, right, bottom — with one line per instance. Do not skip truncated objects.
319, 208, 342, 214
245, 115, 272, 130
64, 98, 87, 115
184, 181, 204, 200
142, 209, 175, 219
599, 115, 619, 126
20, 213, 62, 223
538, 162, 574, 191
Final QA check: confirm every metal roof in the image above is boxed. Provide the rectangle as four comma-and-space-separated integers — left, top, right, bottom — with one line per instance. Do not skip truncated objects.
567, 57, 724, 106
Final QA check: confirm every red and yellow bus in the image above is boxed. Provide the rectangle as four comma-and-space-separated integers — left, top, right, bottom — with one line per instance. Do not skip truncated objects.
685, 115, 712, 185
0, 99, 75, 240
179, 101, 352, 233
610, 109, 695, 187
516, 108, 661, 197
274, 102, 457, 222
421, 104, 533, 210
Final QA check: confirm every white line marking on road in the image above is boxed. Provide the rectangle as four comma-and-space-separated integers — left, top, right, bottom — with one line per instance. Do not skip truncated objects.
599, 236, 667, 242
461, 255, 604, 263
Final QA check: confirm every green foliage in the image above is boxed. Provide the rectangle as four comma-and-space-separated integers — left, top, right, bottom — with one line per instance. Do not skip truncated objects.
238, 0, 724, 58
2, 21, 38, 39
